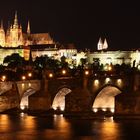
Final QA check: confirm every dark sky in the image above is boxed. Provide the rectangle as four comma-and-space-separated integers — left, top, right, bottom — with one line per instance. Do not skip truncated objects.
0, 0, 140, 50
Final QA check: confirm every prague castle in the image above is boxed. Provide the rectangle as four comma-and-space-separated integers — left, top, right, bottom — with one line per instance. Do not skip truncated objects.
0, 12, 54, 48
1, 12, 140, 69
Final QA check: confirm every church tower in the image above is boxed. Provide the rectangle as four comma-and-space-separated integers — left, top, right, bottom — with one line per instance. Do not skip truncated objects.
97, 37, 103, 50
10, 11, 19, 47
0, 21, 5, 47
103, 38, 108, 50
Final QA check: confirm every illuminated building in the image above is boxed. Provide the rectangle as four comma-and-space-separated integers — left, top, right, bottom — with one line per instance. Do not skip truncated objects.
0, 12, 54, 47
87, 38, 140, 68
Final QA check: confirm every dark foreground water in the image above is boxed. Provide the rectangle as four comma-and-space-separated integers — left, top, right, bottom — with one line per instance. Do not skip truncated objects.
0, 113, 140, 140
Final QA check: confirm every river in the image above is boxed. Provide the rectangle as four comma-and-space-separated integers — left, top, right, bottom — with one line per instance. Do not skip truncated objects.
0, 113, 140, 140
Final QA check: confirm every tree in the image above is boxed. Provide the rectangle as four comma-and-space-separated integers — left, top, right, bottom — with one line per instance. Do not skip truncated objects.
3, 53, 25, 69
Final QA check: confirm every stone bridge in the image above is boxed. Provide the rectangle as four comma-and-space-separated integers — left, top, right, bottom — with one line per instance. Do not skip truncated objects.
1, 71, 140, 117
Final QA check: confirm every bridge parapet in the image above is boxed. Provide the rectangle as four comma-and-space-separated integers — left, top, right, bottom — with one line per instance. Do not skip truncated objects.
16, 80, 40, 98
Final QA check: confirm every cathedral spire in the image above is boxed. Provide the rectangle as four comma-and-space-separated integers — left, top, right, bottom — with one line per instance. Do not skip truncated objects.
13, 11, 18, 28
27, 20, 31, 34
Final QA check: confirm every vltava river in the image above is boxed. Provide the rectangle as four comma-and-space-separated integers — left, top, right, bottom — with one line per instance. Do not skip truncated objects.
0, 113, 140, 140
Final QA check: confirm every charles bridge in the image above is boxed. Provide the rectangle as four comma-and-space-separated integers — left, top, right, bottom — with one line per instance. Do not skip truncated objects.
0, 69, 140, 118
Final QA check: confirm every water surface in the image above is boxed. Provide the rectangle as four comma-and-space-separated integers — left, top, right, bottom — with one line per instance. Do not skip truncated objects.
0, 113, 140, 140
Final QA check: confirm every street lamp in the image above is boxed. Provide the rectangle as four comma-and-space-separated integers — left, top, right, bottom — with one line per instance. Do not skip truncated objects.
22, 76, 26, 80
28, 72, 32, 78
49, 73, 53, 78
85, 70, 89, 75
1, 75, 6, 81
62, 70, 66, 75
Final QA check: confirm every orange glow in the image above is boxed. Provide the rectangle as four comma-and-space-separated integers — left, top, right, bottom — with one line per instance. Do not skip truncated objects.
117, 79, 122, 87
105, 77, 111, 84
62, 70, 66, 75
93, 108, 98, 112
22, 76, 26, 80
85, 70, 89, 75
94, 79, 99, 86
28, 72, 32, 77
1, 75, 6, 81
49, 73, 53, 78
108, 66, 112, 71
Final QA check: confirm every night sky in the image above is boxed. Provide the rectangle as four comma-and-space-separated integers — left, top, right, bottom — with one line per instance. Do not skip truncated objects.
0, 0, 140, 50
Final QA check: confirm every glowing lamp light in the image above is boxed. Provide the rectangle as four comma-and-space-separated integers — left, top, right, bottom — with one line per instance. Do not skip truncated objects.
110, 108, 115, 113
60, 107, 65, 111
62, 70, 66, 75
28, 72, 32, 77
117, 79, 122, 85
28, 83, 31, 87
94, 79, 99, 86
53, 107, 57, 110
93, 108, 98, 113
105, 77, 110, 83
85, 70, 89, 75
49, 73, 53, 78
1, 75, 6, 81
108, 66, 112, 71
20, 105, 25, 110
22, 76, 26, 80
102, 108, 107, 112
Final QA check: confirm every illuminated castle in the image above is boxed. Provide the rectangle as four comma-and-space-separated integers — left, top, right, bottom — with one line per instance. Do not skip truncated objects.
0, 12, 54, 47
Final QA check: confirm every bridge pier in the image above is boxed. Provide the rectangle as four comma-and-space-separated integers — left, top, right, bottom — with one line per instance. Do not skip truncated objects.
65, 88, 92, 113
28, 79, 51, 112
0, 83, 20, 113
114, 72, 140, 119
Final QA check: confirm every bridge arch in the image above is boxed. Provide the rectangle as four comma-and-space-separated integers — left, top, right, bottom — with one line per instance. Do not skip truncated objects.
20, 87, 37, 110
52, 86, 72, 111
92, 85, 122, 113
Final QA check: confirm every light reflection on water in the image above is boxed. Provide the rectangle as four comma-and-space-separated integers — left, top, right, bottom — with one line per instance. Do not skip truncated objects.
0, 113, 140, 140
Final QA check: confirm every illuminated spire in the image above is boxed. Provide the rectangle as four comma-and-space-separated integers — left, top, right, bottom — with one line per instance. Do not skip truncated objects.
13, 11, 18, 28
97, 37, 103, 50
103, 38, 108, 50
27, 20, 31, 34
